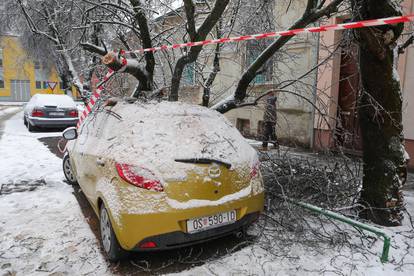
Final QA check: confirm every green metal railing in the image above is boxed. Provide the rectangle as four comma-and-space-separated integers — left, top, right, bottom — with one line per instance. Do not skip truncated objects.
279, 196, 391, 263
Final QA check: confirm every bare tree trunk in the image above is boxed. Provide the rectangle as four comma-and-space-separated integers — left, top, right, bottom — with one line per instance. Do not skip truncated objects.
352, 0, 407, 226
168, 0, 230, 102
202, 20, 222, 107
130, 0, 155, 96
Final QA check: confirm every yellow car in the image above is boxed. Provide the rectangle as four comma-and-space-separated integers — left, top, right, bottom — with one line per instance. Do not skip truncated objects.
62, 101, 264, 261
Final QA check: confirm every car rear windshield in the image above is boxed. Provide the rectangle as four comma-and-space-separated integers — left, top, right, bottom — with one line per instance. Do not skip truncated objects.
34, 95, 76, 108
99, 102, 256, 168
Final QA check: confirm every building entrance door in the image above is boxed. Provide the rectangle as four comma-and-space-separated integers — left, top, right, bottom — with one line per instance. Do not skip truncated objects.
10, 80, 31, 102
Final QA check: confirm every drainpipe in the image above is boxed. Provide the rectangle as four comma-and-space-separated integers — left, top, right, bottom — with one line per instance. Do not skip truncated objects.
278, 195, 391, 263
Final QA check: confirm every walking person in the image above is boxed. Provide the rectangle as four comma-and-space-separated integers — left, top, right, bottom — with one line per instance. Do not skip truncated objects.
262, 93, 279, 150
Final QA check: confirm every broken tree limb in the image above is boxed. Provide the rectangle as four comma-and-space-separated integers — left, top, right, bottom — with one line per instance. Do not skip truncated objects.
101, 52, 150, 90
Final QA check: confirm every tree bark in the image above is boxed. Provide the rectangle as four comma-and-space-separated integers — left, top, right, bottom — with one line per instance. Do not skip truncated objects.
352, 0, 407, 226
130, 0, 155, 94
168, 0, 230, 102
202, 20, 222, 107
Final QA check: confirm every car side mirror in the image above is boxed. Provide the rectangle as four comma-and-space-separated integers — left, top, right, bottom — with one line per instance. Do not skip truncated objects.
63, 127, 78, 140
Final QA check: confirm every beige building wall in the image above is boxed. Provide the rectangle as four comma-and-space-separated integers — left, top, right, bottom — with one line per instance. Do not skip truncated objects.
221, 0, 319, 146
125, 1, 321, 147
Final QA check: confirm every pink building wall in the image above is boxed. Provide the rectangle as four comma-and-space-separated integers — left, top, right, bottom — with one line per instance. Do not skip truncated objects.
313, 1, 414, 169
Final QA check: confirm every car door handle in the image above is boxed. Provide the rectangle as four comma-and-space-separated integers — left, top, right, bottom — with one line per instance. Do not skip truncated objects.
96, 158, 105, 167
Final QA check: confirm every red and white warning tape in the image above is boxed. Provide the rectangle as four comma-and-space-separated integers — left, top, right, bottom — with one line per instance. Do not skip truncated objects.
77, 14, 414, 128
77, 56, 127, 127
127, 14, 414, 54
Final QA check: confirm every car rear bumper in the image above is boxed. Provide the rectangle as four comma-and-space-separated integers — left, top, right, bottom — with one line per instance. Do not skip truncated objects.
108, 191, 265, 251
133, 211, 260, 251
29, 117, 78, 128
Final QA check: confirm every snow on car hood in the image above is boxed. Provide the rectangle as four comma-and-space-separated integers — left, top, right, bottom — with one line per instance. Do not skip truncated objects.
97, 101, 258, 180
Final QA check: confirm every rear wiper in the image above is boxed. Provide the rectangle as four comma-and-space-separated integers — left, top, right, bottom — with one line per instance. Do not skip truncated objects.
175, 158, 232, 169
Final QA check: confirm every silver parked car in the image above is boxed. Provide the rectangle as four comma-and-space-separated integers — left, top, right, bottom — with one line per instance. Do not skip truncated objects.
23, 94, 79, 131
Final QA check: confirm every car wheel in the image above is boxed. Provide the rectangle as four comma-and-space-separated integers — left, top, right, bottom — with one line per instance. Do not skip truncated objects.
62, 154, 78, 185
100, 205, 128, 262
23, 116, 27, 126
27, 121, 37, 132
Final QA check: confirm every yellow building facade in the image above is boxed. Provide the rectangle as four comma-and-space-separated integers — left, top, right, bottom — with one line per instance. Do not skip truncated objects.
0, 34, 69, 102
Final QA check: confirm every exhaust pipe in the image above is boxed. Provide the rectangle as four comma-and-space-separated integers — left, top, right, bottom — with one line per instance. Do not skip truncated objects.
234, 230, 244, 238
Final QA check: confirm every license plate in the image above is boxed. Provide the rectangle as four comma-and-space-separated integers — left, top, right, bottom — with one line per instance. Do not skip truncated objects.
49, 112, 64, 116
187, 210, 237, 233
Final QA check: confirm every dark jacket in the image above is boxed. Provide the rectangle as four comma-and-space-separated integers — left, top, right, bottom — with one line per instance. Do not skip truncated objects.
263, 95, 277, 123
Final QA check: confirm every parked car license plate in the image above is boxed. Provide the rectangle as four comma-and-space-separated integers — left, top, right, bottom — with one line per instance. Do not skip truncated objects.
187, 210, 237, 233
49, 112, 64, 116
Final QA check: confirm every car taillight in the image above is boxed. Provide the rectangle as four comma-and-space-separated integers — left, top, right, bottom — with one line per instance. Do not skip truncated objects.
31, 109, 45, 117
115, 163, 164, 192
68, 110, 78, 117
139, 241, 157, 249
250, 160, 260, 179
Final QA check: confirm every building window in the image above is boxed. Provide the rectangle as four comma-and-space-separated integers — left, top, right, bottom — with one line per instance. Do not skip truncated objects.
0, 70, 4, 88
60, 81, 67, 90
0, 49, 4, 88
182, 63, 195, 85
0, 48, 3, 67
236, 118, 251, 137
246, 40, 273, 84
34, 61, 47, 90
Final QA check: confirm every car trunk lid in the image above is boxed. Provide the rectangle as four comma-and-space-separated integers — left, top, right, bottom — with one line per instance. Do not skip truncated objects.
163, 161, 251, 202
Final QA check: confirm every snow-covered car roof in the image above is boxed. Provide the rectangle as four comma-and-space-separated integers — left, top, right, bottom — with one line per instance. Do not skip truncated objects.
32, 94, 76, 108
77, 101, 258, 179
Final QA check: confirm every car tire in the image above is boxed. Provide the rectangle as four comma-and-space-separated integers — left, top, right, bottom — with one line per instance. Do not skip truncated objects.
62, 154, 78, 185
100, 205, 129, 262
27, 121, 37, 132
23, 116, 27, 126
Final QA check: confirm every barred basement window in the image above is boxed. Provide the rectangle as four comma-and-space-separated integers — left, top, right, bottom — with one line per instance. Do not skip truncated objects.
182, 63, 195, 85
0, 49, 4, 88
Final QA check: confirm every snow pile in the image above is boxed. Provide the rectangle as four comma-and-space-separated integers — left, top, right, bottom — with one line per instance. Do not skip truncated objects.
0, 107, 21, 118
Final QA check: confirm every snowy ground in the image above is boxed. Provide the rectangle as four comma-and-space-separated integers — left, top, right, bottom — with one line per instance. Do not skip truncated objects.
0, 111, 108, 275
1, 111, 414, 276
0, 107, 21, 119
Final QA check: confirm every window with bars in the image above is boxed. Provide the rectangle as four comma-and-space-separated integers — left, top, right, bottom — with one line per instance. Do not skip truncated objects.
182, 62, 195, 85
236, 118, 251, 137
34, 61, 46, 89
60, 81, 67, 90
246, 40, 273, 84
0, 49, 4, 88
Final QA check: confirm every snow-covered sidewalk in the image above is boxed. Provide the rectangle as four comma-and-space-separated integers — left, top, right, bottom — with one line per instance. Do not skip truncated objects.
0, 112, 108, 275
0, 107, 21, 119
